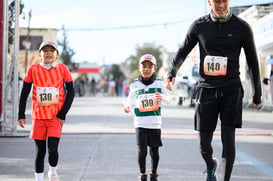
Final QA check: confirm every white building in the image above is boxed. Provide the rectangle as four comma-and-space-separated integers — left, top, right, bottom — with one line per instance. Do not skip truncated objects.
239, 3, 273, 107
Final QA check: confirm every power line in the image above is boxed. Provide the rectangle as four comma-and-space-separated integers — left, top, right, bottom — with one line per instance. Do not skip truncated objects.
64, 18, 192, 32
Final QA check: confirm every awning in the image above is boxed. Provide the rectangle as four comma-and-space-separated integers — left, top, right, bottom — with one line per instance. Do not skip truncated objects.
77, 67, 100, 73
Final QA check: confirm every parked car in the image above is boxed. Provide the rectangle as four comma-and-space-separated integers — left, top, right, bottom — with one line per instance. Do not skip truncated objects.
176, 64, 199, 106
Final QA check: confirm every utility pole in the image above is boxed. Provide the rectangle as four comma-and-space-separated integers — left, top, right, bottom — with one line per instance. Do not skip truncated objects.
24, 10, 31, 73
0, 0, 3, 132
1, 0, 20, 136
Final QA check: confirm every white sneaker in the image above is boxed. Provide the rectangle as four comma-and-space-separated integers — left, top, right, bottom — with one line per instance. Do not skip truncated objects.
48, 172, 59, 181
35, 172, 44, 181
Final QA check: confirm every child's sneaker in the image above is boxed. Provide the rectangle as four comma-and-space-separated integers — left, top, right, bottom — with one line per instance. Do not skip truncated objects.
206, 158, 219, 181
150, 173, 159, 181
138, 174, 147, 181
48, 172, 59, 181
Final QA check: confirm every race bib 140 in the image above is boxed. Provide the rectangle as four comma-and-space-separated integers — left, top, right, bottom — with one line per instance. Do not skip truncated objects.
203, 55, 227, 76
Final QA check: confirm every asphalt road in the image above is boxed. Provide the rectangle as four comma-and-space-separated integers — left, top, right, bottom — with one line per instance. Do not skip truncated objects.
0, 96, 273, 181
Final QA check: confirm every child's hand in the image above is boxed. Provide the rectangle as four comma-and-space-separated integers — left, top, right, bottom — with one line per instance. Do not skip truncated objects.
18, 119, 26, 128
155, 92, 162, 103
58, 118, 65, 127
124, 106, 130, 113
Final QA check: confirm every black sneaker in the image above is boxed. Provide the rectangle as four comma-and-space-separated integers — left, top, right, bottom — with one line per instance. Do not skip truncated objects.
138, 174, 147, 181
206, 158, 219, 181
150, 173, 159, 181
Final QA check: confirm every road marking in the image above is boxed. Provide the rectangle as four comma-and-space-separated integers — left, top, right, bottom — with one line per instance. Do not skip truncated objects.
236, 149, 273, 178
215, 141, 273, 178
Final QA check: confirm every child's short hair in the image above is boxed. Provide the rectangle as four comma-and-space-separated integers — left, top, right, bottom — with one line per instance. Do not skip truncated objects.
139, 54, 156, 66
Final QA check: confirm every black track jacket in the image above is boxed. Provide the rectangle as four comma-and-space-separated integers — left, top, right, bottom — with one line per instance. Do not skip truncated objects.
168, 14, 261, 103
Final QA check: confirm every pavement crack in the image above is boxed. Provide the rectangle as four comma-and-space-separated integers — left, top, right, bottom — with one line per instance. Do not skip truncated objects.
78, 136, 101, 181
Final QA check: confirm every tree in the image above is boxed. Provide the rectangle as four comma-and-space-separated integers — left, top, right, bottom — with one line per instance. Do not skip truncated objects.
58, 25, 77, 71
126, 42, 163, 79
109, 64, 124, 80
8, 1, 24, 52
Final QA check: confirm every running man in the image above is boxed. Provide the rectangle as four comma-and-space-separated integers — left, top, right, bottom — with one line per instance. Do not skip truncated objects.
166, 0, 261, 180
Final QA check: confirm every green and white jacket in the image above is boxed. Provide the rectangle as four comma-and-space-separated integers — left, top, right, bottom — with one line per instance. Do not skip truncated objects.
126, 78, 170, 129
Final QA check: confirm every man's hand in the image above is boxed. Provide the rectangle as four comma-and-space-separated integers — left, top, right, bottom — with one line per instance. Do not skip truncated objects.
251, 102, 261, 109
252, 96, 262, 109
124, 106, 130, 113
166, 77, 176, 91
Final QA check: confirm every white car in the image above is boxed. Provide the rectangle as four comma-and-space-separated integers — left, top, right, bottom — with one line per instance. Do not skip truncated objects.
176, 64, 199, 106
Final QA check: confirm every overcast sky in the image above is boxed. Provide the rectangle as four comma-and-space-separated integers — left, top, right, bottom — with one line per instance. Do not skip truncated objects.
20, 0, 273, 65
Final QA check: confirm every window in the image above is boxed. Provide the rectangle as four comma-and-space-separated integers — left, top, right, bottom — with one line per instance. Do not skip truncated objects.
19, 35, 43, 51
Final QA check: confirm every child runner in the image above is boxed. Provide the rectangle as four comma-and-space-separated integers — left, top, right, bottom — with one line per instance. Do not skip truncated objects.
18, 41, 75, 181
124, 54, 170, 181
